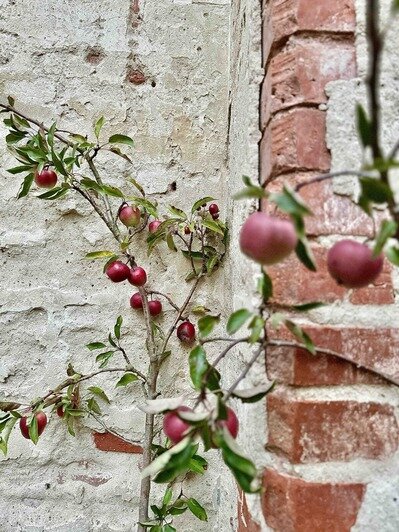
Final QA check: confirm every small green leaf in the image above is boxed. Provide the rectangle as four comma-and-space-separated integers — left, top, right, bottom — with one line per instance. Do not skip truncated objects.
162, 487, 173, 507
373, 220, 397, 257
87, 397, 101, 415
95, 351, 115, 367
198, 315, 220, 338
293, 302, 324, 312
202, 219, 224, 235
360, 177, 393, 205
85, 250, 116, 260
285, 320, 315, 355
191, 196, 215, 213
86, 342, 107, 351
114, 315, 123, 340
0, 417, 17, 456
7, 95, 15, 107
227, 309, 252, 335
231, 383, 275, 403
168, 206, 186, 219
233, 186, 267, 200
17, 173, 34, 199
295, 238, 317, 271
7, 165, 34, 175
386, 245, 399, 266
109, 134, 134, 147
29, 416, 39, 445
116, 373, 139, 387
80, 178, 103, 192
356, 104, 372, 148
248, 315, 264, 344
270, 186, 312, 217
94, 116, 105, 139
187, 498, 207, 521
88, 386, 110, 404
128, 178, 145, 197
166, 233, 177, 252
37, 186, 69, 200
189, 346, 208, 389
258, 272, 273, 301
101, 184, 124, 198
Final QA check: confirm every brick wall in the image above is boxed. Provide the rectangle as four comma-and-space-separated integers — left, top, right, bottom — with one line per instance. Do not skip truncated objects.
244, 1, 399, 530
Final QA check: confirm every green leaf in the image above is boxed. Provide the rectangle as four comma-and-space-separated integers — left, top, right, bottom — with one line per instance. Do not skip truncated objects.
386, 245, 399, 266
234, 186, 267, 200
7, 165, 34, 175
187, 498, 207, 521
285, 320, 316, 355
101, 184, 124, 198
168, 206, 186, 219
392, 0, 399, 12
95, 351, 115, 367
248, 315, 264, 344
37, 186, 69, 200
166, 233, 177, 252
189, 346, 208, 389
258, 272, 273, 301
202, 219, 224, 235
88, 386, 110, 404
360, 177, 393, 206
191, 196, 215, 213
163, 525, 176, 532
356, 103, 372, 148
0, 417, 17, 456
198, 315, 220, 338
29, 416, 39, 445
108, 146, 132, 163
270, 186, 312, 217
94, 116, 105, 139
116, 373, 139, 387
51, 148, 68, 177
293, 302, 324, 312
373, 220, 397, 257
7, 95, 15, 107
128, 178, 145, 197
85, 250, 116, 260
80, 178, 103, 193
17, 173, 34, 199
87, 397, 101, 415
162, 488, 173, 507
142, 437, 191, 478
69, 134, 87, 144
86, 342, 107, 351
109, 134, 134, 147
114, 315, 123, 340
129, 196, 158, 218
231, 382, 275, 403
295, 238, 317, 271
227, 309, 252, 335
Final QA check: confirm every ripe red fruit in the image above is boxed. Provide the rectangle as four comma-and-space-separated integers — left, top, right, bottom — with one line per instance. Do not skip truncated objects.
211, 213, 219, 220
327, 240, 384, 288
209, 203, 219, 216
128, 266, 147, 287
239, 212, 297, 265
149, 220, 162, 233
177, 321, 195, 344
149, 300, 162, 316
20, 412, 48, 440
56, 405, 65, 418
184, 226, 191, 235
106, 261, 130, 282
130, 292, 143, 309
34, 169, 57, 189
163, 406, 192, 444
119, 204, 141, 227
217, 407, 239, 438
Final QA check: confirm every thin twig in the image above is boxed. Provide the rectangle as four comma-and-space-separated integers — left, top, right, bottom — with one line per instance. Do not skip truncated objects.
148, 291, 180, 312
225, 344, 266, 400
267, 340, 399, 387
294, 170, 374, 192
90, 412, 142, 447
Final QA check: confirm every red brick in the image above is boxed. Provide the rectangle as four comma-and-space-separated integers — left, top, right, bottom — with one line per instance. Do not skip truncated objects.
266, 325, 398, 384
268, 38, 356, 121
93, 432, 143, 454
262, 468, 365, 532
271, 0, 356, 45
262, 172, 379, 237
237, 490, 261, 532
127, 69, 146, 84
266, 244, 394, 305
267, 393, 399, 463
260, 109, 331, 182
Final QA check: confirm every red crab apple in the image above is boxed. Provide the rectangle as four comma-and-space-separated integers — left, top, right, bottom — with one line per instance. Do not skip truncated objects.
327, 240, 384, 288
217, 407, 239, 438
239, 212, 297, 265
209, 203, 219, 216
177, 321, 195, 344
149, 300, 162, 316
106, 261, 130, 282
128, 266, 147, 287
163, 406, 193, 444
184, 226, 191, 235
56, 405, 65, 418
34, 168, 57, 189
130, 292, 143, 309
20, 411, 48, 440
118, 204, 141, 227
149, 220, 162, 233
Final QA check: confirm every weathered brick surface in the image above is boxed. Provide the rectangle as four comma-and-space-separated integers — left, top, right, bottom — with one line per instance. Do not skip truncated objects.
266, 244, 394, 305
262, 468, 365, 532
237, 491, 261, 532
93, 432, 143, 454
260, 109, 331, 182
267, 393, 399, 463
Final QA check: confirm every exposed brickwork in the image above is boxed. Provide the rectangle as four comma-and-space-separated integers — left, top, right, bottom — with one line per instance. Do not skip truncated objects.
237, 491, 261, 532
267, 393, 399, 463
256, 0, 399, 528
262, 469, 366, 532
93, 432, 143, 454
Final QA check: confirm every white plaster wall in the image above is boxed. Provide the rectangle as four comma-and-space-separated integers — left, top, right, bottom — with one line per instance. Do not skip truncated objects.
0, 0, 260, 530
